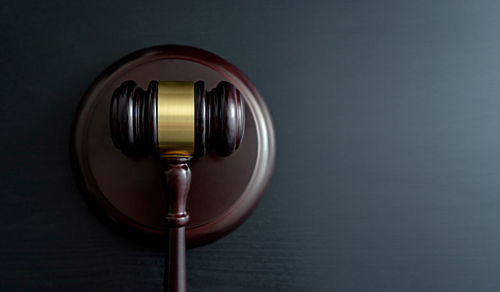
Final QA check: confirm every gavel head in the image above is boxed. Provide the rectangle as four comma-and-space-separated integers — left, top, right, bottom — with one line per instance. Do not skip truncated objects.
110, 80, 245, 159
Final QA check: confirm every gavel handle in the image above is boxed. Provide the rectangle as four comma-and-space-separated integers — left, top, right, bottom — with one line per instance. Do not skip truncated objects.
163, 158, 191, 292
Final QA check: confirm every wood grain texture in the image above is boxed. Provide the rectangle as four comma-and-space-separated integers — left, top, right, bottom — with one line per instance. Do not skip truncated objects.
3, 0, 500, 291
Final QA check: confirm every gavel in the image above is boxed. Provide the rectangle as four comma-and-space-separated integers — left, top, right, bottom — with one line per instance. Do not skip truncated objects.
109, 80, 245, 292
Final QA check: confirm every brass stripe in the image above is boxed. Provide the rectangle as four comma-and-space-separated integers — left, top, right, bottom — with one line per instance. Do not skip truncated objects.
157, 81, 195, 158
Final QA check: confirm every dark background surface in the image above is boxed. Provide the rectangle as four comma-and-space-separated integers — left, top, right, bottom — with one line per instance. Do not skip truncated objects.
2, 0, 500, 291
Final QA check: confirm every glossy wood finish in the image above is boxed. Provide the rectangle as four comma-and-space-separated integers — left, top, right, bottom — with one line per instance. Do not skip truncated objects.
109, 80, 244, 158
201, 81, 245, 157
71, 45, 276, 247
162, 158, 191, 292
109, 80, 159, 156
109, 77, 246, 291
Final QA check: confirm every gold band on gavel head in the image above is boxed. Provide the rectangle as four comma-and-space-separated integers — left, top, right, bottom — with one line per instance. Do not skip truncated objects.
157, 81, 195, 158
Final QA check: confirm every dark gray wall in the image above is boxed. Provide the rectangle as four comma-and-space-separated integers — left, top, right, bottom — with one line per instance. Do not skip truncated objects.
2, 0, 500, 291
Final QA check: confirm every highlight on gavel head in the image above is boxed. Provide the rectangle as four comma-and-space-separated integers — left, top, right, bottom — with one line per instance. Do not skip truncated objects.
109, 80, 245, 159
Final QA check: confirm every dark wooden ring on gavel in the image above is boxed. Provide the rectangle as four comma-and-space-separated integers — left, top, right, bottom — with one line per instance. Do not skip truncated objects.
109, 80, 245, 158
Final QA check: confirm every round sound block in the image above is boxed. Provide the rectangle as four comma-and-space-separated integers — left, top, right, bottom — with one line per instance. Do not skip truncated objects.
72, 45, 275, 247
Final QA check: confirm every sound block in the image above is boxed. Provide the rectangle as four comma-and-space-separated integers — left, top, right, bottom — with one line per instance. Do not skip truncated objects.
71, 45, 275, 247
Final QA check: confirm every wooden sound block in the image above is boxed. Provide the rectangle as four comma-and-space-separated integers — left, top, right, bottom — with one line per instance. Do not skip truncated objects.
72, 45, 275, 247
